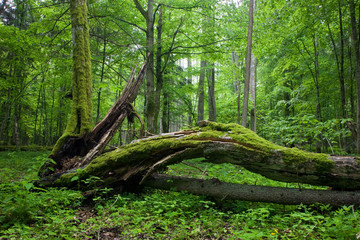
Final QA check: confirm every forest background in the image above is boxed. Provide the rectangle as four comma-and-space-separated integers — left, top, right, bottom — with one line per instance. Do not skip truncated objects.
1, 0, 359, 157
3, 0, 360, 239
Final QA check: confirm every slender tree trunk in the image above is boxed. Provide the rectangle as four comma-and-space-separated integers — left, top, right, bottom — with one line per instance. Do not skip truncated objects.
133, 0, 156, 133
197, 60, 206, 122
349, 0, 360, 154
313, 35, 322, 152
187, 57, 193, 125
162, 90, 169, 133
250, 54, 256, 132
154, 6, 163, 133
349, 43, 355, 120
42, 83, 48, 145
208, 64, 216, 121
242, 0, 255, 127
231, 52, 241, 124
338, 1, 349, 152
313, 35, 322, 122
145, 0, 156, 133
96, 30, 107, 123
34, 78, 44, 144
50, 77, 56, 144
338, 1, 346, 118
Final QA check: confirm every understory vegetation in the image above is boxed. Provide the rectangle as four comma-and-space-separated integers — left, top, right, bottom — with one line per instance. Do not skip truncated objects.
1, 151, 359, 239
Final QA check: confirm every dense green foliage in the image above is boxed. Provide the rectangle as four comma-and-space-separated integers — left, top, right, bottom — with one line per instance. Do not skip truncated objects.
0, 0, 357, 154
0, 151, 359, 239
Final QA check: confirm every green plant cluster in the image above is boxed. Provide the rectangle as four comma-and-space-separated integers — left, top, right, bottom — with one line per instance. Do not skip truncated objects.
1, 151, 359, 239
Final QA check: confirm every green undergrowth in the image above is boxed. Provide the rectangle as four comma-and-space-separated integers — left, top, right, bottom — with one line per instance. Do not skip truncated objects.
1, 151, 360, 239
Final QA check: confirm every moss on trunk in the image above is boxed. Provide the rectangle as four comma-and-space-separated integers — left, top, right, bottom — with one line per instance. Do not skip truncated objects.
52, 0, 92, 156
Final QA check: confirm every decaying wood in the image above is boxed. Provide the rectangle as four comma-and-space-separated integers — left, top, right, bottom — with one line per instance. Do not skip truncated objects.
38, 121, 360, 197
80, 59, 148, 165
41, 58, 148, 176
145, 173, 360, 207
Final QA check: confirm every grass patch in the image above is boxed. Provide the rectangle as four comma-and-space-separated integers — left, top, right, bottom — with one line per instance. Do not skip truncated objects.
0, 151, 359, 239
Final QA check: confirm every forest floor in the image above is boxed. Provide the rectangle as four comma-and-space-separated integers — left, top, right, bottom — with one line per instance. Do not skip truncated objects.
0, 150, 360, 239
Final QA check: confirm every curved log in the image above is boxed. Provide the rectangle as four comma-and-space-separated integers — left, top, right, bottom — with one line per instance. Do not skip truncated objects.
37, 121, 360, 191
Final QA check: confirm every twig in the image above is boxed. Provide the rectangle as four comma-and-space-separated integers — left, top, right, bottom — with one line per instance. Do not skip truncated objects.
304, 223, 318, 239
181, 162, 205, 172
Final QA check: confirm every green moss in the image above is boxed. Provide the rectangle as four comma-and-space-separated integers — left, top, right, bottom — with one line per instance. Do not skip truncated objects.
49, 121, 335, 188
51, 133, 71, 156
185, 130, 226, 140
50, 0, 93, 158
197, 121, 335, 172
280, 147, 334, 172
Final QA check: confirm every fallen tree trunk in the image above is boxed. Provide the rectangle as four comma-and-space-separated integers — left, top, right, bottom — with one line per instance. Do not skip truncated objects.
145, 174, 360, 207
38, 121, 360, 194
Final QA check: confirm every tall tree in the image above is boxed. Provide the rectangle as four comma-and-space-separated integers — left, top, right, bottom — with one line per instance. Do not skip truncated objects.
197, 60, 206, 121
241, 0, 255, 127
231, 52, 241, 124
349, 0, 360, 154
134, 0, 156, 133
51, 0, 92, 156
250, 53, 256, 132
208, 64, 216, 121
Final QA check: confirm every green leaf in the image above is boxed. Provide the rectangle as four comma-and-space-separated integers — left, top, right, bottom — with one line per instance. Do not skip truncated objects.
24, 182, 34, 191
71, 176, 79, 182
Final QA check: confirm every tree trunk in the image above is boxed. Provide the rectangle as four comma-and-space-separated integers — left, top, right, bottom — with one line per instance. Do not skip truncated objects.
187, 57, 193, 125
51, 0, 93, 157
197, 60, 206, 122
145, 174, 360, 207
38, 121, 360, 193
145, 0, 156, 134
154, 6, 163, 133
313, 35, 322, 153
349, 0, 360, 154
231, 52, 241, 124
96, 29, 107, 123
207, 63, 216, 122
162, 89, 169, 133
242, 0, 255, 127
249, 53, 256, 132
39, 0, 149, 176
338, 1, 346, 119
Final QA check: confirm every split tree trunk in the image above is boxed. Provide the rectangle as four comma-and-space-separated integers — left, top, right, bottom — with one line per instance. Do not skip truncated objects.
39, 59, 148, 177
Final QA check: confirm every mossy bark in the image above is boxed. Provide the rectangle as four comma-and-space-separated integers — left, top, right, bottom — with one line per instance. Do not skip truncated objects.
38, 121, 360, 192
40, 0, 147, 177
51, 0, 92, 159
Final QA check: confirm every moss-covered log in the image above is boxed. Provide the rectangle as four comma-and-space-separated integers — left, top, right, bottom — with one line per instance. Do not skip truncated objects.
38, 121, 360, 192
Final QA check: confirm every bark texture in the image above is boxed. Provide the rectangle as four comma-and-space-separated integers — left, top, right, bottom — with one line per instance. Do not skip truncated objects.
197, 60, 206, 121
38, 121, 360, 192
145, 174, 360, 207
242, 0, 255, 127
349, 0, 360, 154
43, 0, 93, 173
